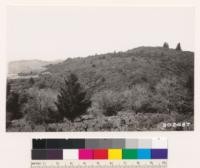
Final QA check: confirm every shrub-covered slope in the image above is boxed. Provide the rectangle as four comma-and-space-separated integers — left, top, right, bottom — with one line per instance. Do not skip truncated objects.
44, 46, 193, 94
7, 46, 194, 131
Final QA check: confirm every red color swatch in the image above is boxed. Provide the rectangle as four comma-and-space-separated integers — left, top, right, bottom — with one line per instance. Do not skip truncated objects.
93, 149, 108, 159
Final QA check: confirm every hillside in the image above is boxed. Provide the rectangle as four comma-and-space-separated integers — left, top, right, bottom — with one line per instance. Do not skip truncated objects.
6, 46, 194, 132
43, 46, 194, 94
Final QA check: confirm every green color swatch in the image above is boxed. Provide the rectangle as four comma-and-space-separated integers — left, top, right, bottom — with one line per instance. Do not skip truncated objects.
122, 149, 137, 159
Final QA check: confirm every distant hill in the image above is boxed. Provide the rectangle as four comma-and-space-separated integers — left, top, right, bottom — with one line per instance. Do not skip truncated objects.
43, 46, 193, 94
8, 59, 62, 75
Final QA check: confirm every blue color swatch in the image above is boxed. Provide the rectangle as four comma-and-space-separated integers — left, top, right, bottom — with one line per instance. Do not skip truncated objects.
137, 149, 151, 159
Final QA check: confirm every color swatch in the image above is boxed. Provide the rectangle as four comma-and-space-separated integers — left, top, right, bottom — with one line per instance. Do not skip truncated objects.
122, 149, 137, 159
32, 138, 168, 160
108, 149, 122, 160
79, 149, 93, 159
63, 149, 78, 160
93, 149, 108, 159
138, 149, 151, 159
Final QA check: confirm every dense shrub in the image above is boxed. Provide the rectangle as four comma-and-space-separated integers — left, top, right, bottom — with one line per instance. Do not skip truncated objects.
23, 88, 58, 125
6, 83, 29, 127
90, 90, 125, 116
152, 76, 190, 114
122, 84, 154, 113
6, 92, 22, 122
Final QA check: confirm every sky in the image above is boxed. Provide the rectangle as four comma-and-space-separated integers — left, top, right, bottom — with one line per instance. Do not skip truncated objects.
7, 6, 194, 61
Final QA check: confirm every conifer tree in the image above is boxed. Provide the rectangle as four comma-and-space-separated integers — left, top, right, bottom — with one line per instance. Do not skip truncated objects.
163, 42, 169, 49
55, 73, 91, 121
176, 42, 182, 51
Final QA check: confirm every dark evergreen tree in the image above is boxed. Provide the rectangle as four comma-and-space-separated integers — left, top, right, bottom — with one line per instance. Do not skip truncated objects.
29, 77, 35, 85
6, 92, 22, 120
163, 42, 169, 49
55, 73, 91, 121
176, 42, 182, 51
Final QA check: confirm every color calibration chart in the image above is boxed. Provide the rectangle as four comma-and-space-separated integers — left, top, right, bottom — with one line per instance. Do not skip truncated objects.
31, 138, 168, 168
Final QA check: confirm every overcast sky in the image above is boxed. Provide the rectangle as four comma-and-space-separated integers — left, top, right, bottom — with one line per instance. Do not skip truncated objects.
7, 6, 194, 61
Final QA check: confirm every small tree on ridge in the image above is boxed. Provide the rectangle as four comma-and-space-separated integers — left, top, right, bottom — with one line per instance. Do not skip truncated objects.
176, 42, 182, 51
163, 42, 169, 49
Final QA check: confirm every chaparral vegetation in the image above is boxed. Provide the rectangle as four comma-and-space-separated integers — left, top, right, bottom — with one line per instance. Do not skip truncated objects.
6, 43, 194, 131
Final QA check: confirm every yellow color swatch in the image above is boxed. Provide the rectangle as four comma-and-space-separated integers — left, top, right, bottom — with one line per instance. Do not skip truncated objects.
108, 149, 122, 160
